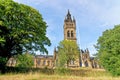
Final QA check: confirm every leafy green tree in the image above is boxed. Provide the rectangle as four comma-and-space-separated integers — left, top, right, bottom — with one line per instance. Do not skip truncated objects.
95, 25, 120, 76
57, 40, 80, 68
0, 0, 51, 61
16, 53, 34, 68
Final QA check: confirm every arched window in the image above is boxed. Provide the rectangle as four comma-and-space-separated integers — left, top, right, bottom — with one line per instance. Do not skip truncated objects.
71, 31, 74, 37
67, 30, 70, 37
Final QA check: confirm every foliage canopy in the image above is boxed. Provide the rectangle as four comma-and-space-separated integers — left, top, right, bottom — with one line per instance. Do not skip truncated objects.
0, 0, 51, 59
16, 53, 34, 68
57, 40, 80, 68
96, 25, 120, 76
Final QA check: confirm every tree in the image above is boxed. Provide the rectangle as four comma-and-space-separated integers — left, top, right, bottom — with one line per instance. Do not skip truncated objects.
57, 40, 80, 68
0, 0, 51, 61
95, 25, 120, 76
16, 53, 34, 68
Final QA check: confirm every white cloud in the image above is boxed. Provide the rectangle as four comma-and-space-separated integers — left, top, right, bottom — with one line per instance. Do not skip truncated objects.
81, 0, 120, 27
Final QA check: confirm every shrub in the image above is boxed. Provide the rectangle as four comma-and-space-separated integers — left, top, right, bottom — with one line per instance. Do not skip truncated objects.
16, 53, 34, 68
0, 57, 7, 73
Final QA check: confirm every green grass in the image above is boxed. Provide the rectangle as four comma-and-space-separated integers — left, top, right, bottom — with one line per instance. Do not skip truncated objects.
0, 68, 120, 80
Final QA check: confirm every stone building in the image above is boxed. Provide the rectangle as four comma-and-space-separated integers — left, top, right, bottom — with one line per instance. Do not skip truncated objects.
58, 10, 79, 68
34, 55, 54, 68
62, 10, 100, 68
7, 10, 101, 69
64, 10, 76, 41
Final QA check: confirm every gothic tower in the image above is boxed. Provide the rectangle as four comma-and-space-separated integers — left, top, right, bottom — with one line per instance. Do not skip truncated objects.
64, 10, 76, 41
63, 10, 79, 68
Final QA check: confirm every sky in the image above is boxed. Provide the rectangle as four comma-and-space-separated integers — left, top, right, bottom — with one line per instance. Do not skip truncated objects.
14, 0, 120, 56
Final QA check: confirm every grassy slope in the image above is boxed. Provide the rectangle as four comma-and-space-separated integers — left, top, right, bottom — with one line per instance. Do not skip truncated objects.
0, 68, 120, 80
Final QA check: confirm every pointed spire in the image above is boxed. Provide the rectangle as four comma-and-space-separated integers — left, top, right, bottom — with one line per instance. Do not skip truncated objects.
66, 9, 72, 22
67, 9, 71, 16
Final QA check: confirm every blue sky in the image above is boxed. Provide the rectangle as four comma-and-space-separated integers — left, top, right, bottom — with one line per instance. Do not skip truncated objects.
14, 0, 120, 56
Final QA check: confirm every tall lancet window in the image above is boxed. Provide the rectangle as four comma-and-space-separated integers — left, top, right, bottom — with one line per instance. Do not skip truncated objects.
71, 31, 74, 37
67, 30, 70, 37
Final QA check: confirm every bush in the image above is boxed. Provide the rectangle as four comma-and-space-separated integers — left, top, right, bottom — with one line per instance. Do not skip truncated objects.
16, 53, 34, 68
0, 57, 7, 73
0, 57, 7, 65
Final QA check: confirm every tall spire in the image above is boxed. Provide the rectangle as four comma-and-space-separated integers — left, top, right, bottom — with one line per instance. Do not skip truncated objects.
65, 9, 72, 22
64, 10, 77, 41
67, 9, 71, 16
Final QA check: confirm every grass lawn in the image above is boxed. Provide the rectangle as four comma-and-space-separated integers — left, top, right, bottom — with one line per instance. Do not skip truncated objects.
0, 68, 120, 80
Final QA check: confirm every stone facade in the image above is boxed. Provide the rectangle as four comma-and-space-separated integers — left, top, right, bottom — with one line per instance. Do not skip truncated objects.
80, 49, 100, 68
64, 10, 76, 41
34, 55, 54, 68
